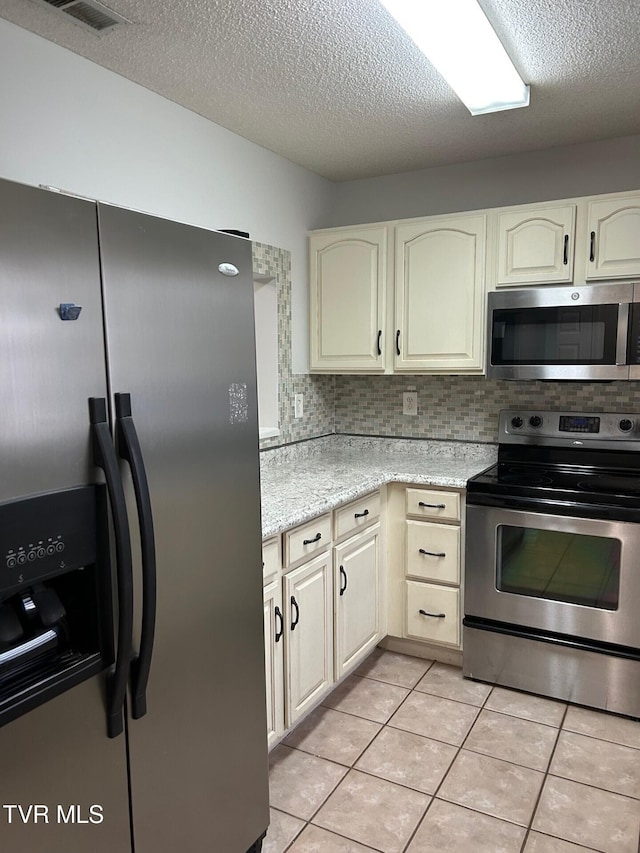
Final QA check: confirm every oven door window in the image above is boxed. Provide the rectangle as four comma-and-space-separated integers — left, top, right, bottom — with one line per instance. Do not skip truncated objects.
491, 304, 618, 365
497, 526, 620, 610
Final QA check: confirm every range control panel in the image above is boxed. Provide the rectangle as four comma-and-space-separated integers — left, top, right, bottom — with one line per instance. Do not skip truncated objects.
499, 410, 640, 446
0, 487, 100, 597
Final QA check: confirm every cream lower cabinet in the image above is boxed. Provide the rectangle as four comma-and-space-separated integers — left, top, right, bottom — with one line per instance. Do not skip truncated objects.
283, 550, 334, 727
334, 522, 382, 678
263, 578, 284, 749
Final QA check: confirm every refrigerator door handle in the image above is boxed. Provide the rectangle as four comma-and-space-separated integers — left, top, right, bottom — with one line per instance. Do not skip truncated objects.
115, 392, 157, 720
89, 397, 134, 738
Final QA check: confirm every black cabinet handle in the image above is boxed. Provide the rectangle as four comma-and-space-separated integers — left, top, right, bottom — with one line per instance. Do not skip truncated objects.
396, 329, 401, 356
354, 509, 369, 519
89, 397, 133, 739
115, 393, 157, 722
339, 565, 348, 596
290, 596, 300, 631
419, 548, 446, 557
274, 606, 284, 643
376, 329, 382, 356
590, 231, 596, 262
303, 533, 321, 545
563, 234, 569, 265
418, 502, 446, 509
419, 609, 446, 618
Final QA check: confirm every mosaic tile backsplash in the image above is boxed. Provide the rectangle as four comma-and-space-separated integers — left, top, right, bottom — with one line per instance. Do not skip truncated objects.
334, 375, 640, 444
253, 242, 334, 449
253, 242, 640, 450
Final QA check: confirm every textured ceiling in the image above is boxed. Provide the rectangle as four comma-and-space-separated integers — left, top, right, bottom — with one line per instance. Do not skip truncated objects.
1, 0, 639, 181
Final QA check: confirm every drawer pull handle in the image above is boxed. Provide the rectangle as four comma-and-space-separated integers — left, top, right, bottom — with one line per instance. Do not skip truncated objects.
419, 609, 446, 618
589, 230, 596, 262
290, 596, 300, 631
354, 509, 369, 519
376, 329, 382, 356
274, 606, 284, 643
339, 565, 348, 596
303, 533, 322, 545
563, 233, 569, 265
396, 329, 401, 356
418, 502, 446, 509
419, 548, 446, 557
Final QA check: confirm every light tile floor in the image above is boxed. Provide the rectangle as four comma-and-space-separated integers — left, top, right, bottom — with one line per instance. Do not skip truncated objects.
264, 649, 640, 853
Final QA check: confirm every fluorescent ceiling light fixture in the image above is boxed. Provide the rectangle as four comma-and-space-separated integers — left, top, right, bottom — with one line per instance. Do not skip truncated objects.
379, 0, 530, 115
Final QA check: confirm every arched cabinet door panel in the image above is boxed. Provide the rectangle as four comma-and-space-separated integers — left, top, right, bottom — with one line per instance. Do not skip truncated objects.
586, 196, 640, 280
394, 214, 486, 373
496, 205, 576, 285
309, 226, 387, 372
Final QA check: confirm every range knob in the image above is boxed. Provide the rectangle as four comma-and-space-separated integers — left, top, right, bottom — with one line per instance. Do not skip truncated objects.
510, 416, 523, 429
619, 418, 634, 432
529, 415, 543, 428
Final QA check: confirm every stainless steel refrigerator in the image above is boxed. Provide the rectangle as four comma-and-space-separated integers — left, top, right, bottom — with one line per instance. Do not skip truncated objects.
0, 178, 269, 852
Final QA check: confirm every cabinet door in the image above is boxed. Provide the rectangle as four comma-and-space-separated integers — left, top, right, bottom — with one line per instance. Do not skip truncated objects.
284, 551, 334, 726
496, 205, 575, 285
586, 196, 640, 280
309, 227, 387, 372
334, 523, 381, 678
263, 580, 284, 750
394, 215, 486, 372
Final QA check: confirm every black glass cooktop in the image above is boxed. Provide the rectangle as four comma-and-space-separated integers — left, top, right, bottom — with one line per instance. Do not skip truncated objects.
468, 462, 640, 515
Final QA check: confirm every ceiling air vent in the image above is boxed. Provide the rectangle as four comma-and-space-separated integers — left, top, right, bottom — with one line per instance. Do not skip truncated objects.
30, 0, 128, 35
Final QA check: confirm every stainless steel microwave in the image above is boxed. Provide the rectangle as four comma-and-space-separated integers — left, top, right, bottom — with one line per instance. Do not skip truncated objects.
487, 282, 640, 380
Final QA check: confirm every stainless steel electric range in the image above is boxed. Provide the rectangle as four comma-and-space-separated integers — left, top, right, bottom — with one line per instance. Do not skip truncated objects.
463, 409, 640, 719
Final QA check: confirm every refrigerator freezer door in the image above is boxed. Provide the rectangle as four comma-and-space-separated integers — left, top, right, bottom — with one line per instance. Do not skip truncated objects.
0, 680, 131, 851
0, 180, 109, 501
0, 179, 131, 850
98, 205, 269, 852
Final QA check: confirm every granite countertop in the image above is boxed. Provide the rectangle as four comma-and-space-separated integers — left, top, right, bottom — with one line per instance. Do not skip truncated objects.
260, 435, 497, 538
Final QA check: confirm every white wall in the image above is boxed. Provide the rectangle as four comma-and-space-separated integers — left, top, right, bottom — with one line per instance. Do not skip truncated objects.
328, 134, 640, 226
0, 18, 332, 373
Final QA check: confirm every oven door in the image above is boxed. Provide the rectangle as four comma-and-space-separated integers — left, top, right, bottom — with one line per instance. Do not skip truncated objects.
465, 504, 640, 650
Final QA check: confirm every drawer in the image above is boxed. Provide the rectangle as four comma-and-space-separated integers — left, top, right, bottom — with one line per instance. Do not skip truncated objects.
262, 536, 281, 584
334, 491, 380, 541
405, 581, 460, 646
405, 521, 460, 584
406, 488, 460, 522
284, 514, 332, 568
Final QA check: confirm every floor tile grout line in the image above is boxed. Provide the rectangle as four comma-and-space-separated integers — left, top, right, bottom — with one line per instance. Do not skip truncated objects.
399, 678, 496, 852
519, 701, 570, 853
270, 654, 640, 853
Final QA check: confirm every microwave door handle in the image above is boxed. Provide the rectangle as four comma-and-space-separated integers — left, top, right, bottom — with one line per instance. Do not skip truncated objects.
89, 397, 134, 739
616, 303, 630, 366
115, 393, 157, 721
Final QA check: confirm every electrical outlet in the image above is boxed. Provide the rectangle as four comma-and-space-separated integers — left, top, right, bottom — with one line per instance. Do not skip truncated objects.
403, 391, 418, 416
294, 393, 304, 419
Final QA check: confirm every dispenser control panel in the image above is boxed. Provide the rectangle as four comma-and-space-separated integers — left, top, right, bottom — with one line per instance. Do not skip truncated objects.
0, 487, 100, 596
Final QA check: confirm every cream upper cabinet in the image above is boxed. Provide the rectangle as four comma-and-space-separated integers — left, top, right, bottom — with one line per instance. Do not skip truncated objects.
309, 226, 387, 372
394, 214, 486, 372
586, 195, 640, 280
496, 204, 576, 286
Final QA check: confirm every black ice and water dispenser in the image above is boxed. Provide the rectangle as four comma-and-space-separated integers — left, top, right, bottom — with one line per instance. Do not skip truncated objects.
0, 486, 113, 726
